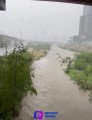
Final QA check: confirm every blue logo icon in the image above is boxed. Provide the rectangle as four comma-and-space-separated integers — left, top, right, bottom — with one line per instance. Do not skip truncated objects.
33, 110, 58, 120
33, 110, 44, 120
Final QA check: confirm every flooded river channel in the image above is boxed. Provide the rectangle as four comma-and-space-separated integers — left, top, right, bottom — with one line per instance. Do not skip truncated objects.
17, 46, 92, 120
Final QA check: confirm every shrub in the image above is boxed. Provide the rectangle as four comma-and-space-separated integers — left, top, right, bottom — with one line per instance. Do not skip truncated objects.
0, 44, 37, 119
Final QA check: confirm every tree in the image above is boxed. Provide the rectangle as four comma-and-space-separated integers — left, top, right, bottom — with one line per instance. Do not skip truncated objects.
0, 44, 37, 119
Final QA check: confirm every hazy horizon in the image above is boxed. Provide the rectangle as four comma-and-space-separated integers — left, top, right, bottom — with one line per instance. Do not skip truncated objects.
0, 0, 83, 42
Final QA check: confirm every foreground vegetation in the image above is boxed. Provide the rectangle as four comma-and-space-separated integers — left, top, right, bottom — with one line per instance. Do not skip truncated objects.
0, 44, 37, 120
64, 52, 92, 91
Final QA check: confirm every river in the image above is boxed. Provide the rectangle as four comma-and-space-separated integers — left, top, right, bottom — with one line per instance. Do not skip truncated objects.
17, 45, 92, 120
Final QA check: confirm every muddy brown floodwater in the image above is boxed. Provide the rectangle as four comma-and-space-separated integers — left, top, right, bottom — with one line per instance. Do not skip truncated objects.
16, 46, 92, 120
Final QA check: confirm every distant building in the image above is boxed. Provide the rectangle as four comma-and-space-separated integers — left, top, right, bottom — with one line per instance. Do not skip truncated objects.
83, 6, 92, 16
72, 36, 80, 42
79, 6, 92, 40
72, 5, 92, 43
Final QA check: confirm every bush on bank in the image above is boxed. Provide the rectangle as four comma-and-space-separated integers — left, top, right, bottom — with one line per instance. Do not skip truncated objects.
0, 44, 37, 120
31, 49, 47, 60
65, 52, 92, 90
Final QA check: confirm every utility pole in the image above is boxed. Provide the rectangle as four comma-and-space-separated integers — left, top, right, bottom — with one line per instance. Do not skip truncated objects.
4, 37, 8, 56
5, 44, 7, 56
20, 29, 23, 45
21, 29, 22, 41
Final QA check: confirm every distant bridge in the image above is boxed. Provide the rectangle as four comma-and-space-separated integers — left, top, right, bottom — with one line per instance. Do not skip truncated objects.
0, 34, 22, 47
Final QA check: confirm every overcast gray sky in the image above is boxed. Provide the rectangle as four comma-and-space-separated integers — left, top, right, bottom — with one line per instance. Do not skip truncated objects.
0, 0, 83, 42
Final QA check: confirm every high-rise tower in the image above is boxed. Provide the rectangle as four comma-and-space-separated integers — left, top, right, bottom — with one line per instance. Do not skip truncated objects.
79, 6, 92, 40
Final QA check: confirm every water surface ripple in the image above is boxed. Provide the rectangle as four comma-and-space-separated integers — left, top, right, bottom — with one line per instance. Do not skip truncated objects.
17, 46, 92, 120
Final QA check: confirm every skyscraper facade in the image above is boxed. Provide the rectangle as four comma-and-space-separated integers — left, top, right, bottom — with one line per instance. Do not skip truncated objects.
79, 5, 92, 40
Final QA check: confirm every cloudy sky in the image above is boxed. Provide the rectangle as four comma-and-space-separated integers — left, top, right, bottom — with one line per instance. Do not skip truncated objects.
0, 0, 83, 42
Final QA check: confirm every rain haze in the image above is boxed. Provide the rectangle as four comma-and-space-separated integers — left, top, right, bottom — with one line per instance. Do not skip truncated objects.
1, 1, 92, 120
0, 0, 83, 42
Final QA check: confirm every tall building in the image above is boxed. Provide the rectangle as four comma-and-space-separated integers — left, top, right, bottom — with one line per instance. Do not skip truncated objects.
79, 5, 92, 40
83, 6, 92, 16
